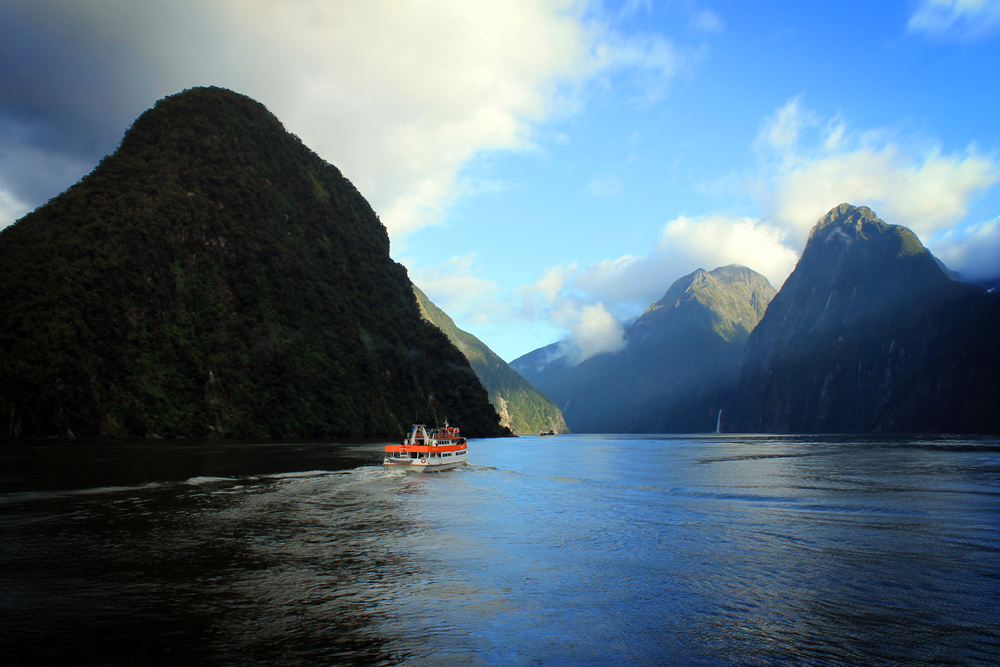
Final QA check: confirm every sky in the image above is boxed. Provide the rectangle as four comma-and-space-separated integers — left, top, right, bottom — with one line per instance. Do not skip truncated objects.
2, 0, 1000, 363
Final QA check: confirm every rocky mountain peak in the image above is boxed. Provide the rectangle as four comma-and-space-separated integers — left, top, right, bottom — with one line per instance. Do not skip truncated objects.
733, 203, 998, 434
810, 203, 886, 237
792, 204, 943, 297
515, 264, 776, 433
635, 265, 775, 343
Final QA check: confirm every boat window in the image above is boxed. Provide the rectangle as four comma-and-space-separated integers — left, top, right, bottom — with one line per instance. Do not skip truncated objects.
410, 452, 418, 459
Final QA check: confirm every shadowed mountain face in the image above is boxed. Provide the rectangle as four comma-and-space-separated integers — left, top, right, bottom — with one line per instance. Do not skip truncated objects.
412, 286, 568, 434
513, 265, 776, 433
0, 87, 505, 439
732, 204, 1000, 434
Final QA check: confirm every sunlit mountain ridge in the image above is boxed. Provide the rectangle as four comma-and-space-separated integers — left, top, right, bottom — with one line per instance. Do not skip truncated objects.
413, 285, 568, 435
513, 265, 776, 433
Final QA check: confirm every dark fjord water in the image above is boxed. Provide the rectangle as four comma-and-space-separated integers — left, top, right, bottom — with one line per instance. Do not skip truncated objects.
2, 435, 999, 666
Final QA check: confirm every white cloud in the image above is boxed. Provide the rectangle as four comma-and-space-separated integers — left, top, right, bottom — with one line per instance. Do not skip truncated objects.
503, 98, 999, 360
907, 0, 1000, 40
756, 98, 1000, 243
585, 174, 624, 197
591, 31, 684, 105
567, 302, 626, 362
658, 215, 798, 285
0, 188, 30, 227
517, 262, 579, 322
757, 96, 818, 150
930, 215, 1000, 280
2, 0, 689, 236
510, 213, 793, 363
690, 9, 724, 33
0, 128, 92, 227
565, 215, 794, 313
515, 263, 625, 364
408, 254, 502, 326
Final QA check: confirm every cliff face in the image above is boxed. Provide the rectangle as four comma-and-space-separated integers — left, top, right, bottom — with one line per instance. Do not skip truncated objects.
513, 265, 776, 433
413, 286, 568, 434
0, 87, 504, 439
733, 203, 1000, 434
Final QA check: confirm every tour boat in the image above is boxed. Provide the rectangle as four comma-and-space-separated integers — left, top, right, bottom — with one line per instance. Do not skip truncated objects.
383, 422, 468, 472
539, 429, 555, 436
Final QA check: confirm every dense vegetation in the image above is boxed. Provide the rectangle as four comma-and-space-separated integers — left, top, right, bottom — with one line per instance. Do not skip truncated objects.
513, 265, 775, 433
0, 87, 506, 439
733, 204, 1000, 434
413, 285, 568, 434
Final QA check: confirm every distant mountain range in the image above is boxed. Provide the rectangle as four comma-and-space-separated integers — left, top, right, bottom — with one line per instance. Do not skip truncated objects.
732, 204, 1000, 434
412, 285, 568, 434
0, 87, 506, 439
2, 87, 995, 438
516, 205, 1000, 435
513, 265, 776, 433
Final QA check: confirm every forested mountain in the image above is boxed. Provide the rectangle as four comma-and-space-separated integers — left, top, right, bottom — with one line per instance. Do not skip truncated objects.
0, 87, 506, 439
513, 265, 776, 433
412, 286, 568, 434
732, 204, 1000, 434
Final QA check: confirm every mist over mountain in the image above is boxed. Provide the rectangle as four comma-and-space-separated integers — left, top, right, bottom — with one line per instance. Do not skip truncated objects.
412, 285, 568, 434
0, 87, 505, 439
732, 204, 1000, 434
513, 265, 776, 433
966, 276, 1000, 293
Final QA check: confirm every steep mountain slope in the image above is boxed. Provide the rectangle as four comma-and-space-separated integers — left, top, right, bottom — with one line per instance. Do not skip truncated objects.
0, 87, 505, 439
732, 204, 1000, 434
412, 286, 568, 434
513, 265, 776, 433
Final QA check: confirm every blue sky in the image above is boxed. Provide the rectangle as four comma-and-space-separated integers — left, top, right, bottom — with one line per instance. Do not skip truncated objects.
2, 1, 999, 362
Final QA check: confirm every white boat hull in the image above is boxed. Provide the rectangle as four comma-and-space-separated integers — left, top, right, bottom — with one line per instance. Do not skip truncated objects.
383, 458, 466, 473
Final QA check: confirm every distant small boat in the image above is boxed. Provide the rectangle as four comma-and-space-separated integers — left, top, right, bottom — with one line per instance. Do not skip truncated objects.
538, 429, 555, 436
383, 422, 468, 472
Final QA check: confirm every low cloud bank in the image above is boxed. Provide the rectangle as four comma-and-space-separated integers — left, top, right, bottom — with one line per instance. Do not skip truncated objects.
930, 216, 1000, 282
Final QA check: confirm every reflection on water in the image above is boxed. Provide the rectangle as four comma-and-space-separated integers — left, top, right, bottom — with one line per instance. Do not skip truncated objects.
2, 435, 999, 666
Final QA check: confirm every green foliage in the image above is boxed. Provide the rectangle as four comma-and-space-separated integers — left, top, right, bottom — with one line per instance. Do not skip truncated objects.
0, 87, 505, 439
412, 285, 568, 434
